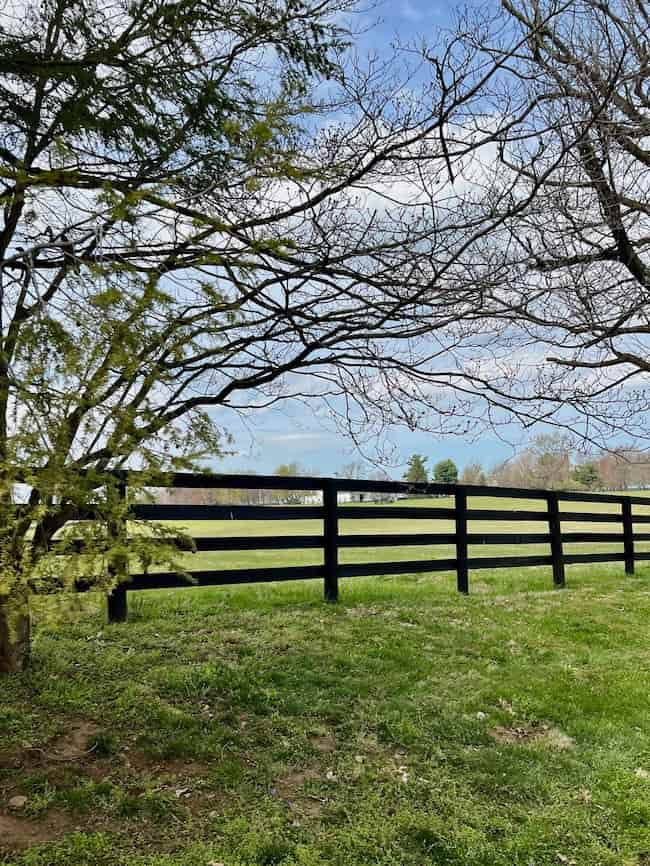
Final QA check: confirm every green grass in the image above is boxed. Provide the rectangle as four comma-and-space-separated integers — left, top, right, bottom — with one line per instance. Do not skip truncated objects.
4, 497, 650, 864
149, 492, 650, 572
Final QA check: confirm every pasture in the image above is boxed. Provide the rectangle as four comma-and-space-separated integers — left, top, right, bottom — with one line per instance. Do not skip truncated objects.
3, 496, 650, 865
153, 492, 650, 580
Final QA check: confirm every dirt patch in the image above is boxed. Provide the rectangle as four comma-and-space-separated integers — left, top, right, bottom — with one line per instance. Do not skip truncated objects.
273, 769, 324, 819
1, 719, 101, 772
310, 734, 337, 754
124, 752, 208, 778
490, 724, 575, 750
344, 606, 380, 619
544, 728, 575, 750
0, 750, 21, 772
0, 720, 110, 798
288, 796, 324, 818
0, 809, 74, 851
490, 724, 541, 744
274, 768, 320, 799
49, 720, 101, 760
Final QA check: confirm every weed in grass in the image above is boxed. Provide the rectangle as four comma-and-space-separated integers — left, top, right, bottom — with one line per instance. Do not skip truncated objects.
86, 733, 118, 758
58, 781, 114, 816
114, 789, 177, 821
211, 755, 247, 788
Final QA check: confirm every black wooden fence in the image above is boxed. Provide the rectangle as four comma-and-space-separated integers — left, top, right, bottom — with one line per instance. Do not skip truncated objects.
70, 472, 650, 622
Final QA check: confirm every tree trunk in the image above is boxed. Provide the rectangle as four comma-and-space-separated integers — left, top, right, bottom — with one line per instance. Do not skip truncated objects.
0, 596, 31, 673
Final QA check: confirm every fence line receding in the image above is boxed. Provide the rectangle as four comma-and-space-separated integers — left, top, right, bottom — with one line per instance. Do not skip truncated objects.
56, 472, 650, 621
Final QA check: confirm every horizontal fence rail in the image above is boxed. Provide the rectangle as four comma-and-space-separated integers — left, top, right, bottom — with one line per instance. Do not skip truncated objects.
48, 471, 650, 621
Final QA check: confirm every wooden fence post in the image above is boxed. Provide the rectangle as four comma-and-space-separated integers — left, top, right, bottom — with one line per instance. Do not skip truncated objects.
107, 584, 127, 623
455, 488, 469, 594
547, 492, 565, 588
107, 480, 128, 623
323, 481, 339, 603
622, 498, 635, 575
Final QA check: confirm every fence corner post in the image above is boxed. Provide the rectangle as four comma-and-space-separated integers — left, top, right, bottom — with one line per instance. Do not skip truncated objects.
107, 480, 128, 623
323, 481, 339, 603
455, 488, 469, 594
622, 498, 635, 575
547, 492, 565, 588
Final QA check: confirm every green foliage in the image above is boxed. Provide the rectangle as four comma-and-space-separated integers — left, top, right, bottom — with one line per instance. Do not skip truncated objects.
0, 0, 351, 611
274, 462, 303, 477
403, 454, 428, 484
0, 468, 195, 606
572, 462, 601, 490
273, 462, 307, 503
433, 458, 458, 484
86, 731, 118, 758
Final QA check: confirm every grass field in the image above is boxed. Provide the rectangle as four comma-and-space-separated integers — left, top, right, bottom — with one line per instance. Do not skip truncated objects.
153, 493, 650, 575
3, 497, 650, 864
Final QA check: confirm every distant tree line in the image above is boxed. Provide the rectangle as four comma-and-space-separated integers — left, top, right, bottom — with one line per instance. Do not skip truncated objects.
156, 461, 311, 505
489, 439, 650, 492
156, 460, 395, 504
157, 439, 650, 505
403, 437, 650, 493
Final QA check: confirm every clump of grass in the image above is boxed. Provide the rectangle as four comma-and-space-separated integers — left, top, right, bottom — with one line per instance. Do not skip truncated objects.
86, 732, 118, 758
114, 789, 177, 820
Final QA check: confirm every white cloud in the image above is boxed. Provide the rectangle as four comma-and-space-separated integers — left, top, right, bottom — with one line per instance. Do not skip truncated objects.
262, 432, 328, 444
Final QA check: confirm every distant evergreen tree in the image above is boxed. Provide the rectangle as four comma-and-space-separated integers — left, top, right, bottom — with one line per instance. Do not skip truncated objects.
571, 463, 601, 491
404, 454, 429, 484
433, 458, 459, 484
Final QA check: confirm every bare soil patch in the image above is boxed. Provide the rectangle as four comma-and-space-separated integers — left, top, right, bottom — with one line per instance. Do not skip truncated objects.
490, 724, 575, 749
0, 810, 74, 852
273, 768, 324, 819
50, 720, 102, 760
275, 768, 320, 799
1, 719, 101, 773
310, 733, 337, 753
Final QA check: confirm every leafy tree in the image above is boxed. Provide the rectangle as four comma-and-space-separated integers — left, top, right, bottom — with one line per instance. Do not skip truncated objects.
528, 435, 571, 490
0, 0, 550, 672
571, 463, 601, 492
274, 463, 304, 478
433, 459, 458, 485
404, 455, 429, 485
0, 0, 365, 672
274, 461, 306, 502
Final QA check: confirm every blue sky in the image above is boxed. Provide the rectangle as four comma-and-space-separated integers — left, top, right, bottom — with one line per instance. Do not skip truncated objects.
359, 0, 449, 36
212, 399, 521, 478
215, 423, 518, 477
354, 0, 486, 46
